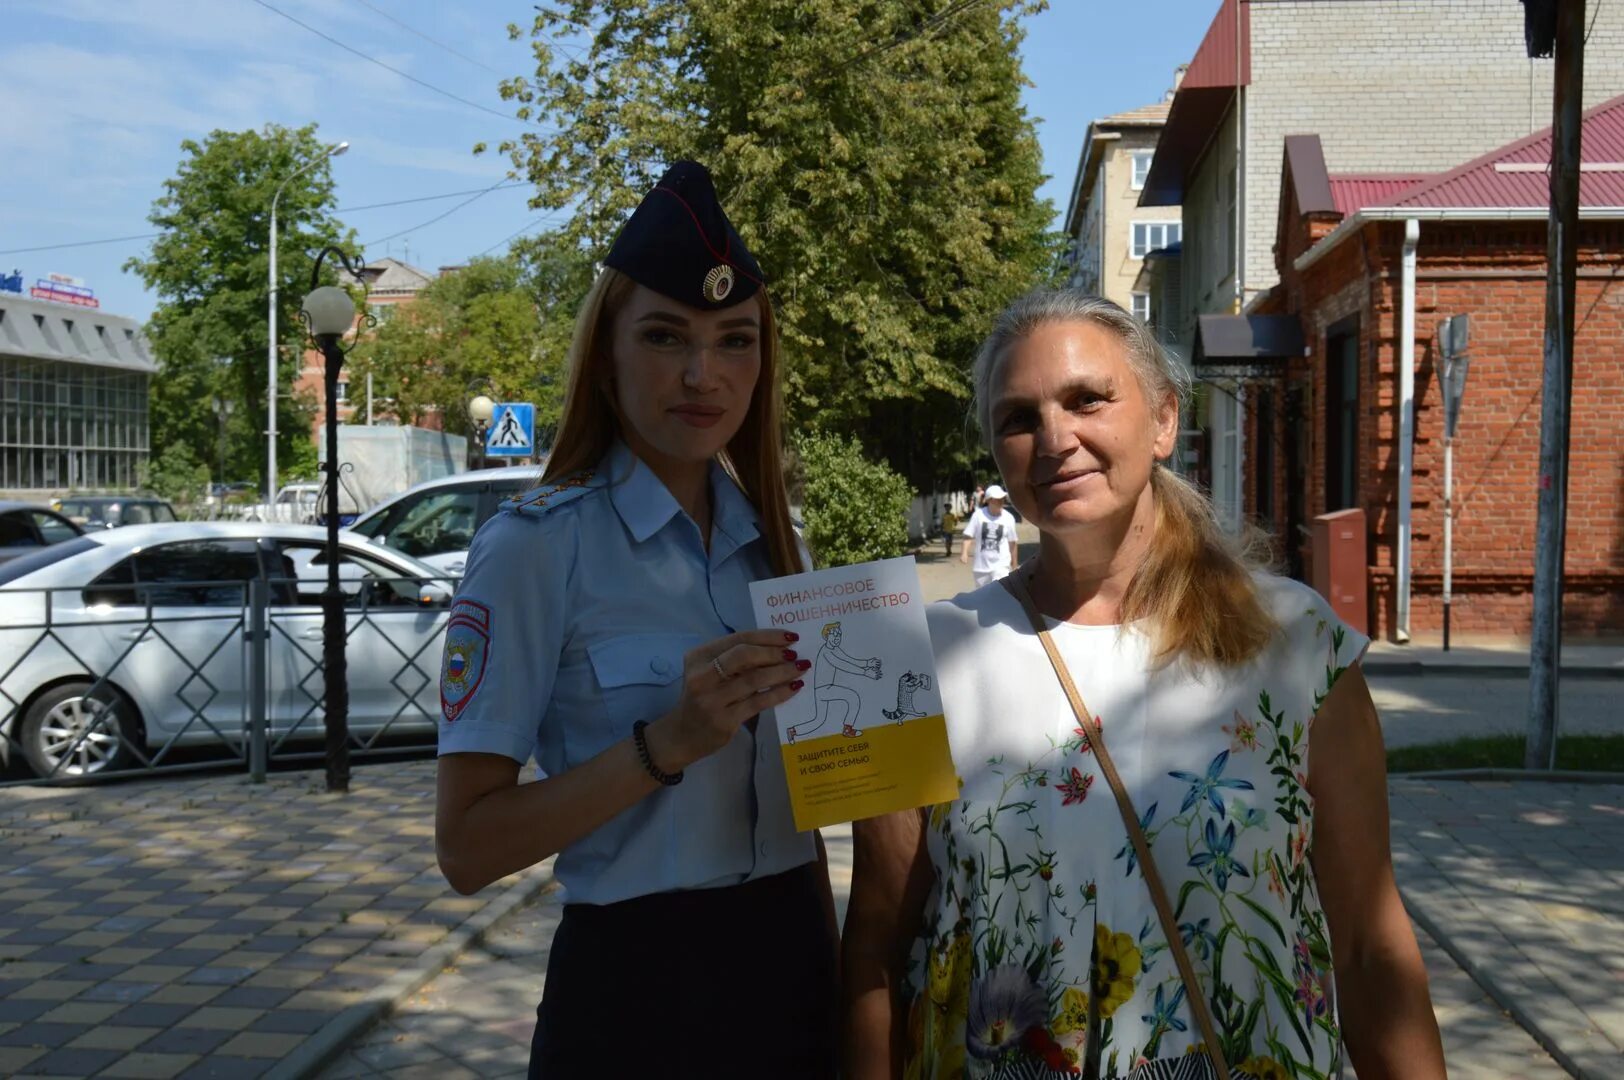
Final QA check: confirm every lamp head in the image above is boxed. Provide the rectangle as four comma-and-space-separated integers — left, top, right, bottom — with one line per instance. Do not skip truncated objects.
469, 394, 495, 424
332, 141, 350, 157
302, 285, 356, 338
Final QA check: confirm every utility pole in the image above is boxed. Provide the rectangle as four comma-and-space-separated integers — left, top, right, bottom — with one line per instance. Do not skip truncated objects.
1525, 0, 1584, 770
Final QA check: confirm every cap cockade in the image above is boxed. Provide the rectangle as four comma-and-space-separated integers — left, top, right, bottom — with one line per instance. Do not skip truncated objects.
604, 161, 764, 311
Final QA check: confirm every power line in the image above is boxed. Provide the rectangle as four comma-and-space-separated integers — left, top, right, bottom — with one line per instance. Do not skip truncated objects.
477, 213, 564, 257
246, 0, 521, 124
0, 233, 161, 257
343, 182, 525, 213
0, 183, 533, 257
362, 177, 515, 250
346, 0, 504, 75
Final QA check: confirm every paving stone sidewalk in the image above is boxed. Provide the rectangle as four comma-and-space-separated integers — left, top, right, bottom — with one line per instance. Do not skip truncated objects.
1391, 778, 1624, 1079
0, 761, 548, 1080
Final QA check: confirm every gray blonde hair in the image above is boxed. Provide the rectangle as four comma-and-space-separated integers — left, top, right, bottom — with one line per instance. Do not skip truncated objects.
972, 286, 1276, 668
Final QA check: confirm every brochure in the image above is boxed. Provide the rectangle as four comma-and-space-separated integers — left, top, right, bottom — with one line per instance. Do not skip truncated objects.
749, 555, 957, 832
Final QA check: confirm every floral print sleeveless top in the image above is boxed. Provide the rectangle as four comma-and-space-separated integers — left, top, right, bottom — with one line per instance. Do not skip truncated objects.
906, 575, 1368, 1080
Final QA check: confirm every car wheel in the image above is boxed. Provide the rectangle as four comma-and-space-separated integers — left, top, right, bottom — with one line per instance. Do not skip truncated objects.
19, 683, 142, 780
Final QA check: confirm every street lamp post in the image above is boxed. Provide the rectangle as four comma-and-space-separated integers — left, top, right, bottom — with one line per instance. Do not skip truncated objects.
300, 246, 371, 795
268, 139, 348, 504
468, 393, 494, 471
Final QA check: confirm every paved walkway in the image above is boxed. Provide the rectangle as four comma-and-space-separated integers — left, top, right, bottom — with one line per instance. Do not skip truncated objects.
1391, 779, 1624, 1079
0, 762, 548, 1080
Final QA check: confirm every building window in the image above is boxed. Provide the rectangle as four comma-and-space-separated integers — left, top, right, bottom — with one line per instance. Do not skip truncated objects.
1131, 151, 1154, 190
1131, 221, 1181, 259
335, 381, 349, 404
1131, 291, 1151, 323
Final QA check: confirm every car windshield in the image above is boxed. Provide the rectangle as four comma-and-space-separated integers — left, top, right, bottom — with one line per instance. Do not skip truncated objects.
0, 536, 102, 586
58, 500, 109, 524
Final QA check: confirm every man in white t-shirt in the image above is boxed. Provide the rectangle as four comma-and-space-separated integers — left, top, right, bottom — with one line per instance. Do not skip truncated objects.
960, 483, 1020, 587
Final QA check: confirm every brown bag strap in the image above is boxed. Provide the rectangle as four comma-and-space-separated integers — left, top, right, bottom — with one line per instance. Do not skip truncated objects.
1003, 571, 1232, 1080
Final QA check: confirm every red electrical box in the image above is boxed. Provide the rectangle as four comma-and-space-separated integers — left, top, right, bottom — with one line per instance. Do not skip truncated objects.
1311, 508, 1368, 634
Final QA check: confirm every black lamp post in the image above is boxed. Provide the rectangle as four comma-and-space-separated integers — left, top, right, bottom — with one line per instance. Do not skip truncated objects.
468, 391, 494, 471
299, 247, 372, 794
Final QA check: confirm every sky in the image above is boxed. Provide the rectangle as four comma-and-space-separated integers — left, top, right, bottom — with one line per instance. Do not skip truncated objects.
1, 0, 1218, 324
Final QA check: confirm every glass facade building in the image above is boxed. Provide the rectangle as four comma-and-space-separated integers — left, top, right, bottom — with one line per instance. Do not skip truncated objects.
0, 295, 155, 493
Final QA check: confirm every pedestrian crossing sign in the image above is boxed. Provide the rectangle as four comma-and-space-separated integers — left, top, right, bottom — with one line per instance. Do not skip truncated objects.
485, 403, 535, 457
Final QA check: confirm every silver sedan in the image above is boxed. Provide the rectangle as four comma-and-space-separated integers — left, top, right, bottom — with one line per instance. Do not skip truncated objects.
0, 522, 455, 780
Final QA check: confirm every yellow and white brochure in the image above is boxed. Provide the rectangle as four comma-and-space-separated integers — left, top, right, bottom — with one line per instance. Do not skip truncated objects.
750, 555, 957, 832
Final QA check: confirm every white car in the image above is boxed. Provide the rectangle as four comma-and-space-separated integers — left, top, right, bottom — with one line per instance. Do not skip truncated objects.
0, 522, 454, 780
239, 483, 323, 524
350, 465, 542, 576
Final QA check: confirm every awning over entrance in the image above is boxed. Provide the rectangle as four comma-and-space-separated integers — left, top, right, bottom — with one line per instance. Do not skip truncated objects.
1192, 314, 1304, 379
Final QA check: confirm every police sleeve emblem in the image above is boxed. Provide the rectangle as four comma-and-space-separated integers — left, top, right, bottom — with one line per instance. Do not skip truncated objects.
440, 599, 491, 722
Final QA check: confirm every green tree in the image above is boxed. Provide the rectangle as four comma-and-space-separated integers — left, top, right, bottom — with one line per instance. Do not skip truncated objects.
796, 431, 915, 566
347, 254, 574, 440
126, 123, 353, 490
486, 0, 1056, 489
138, 442, 210, 505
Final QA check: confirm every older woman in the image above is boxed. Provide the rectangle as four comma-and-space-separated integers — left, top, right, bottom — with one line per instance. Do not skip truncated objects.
844, 290, 1445, 1080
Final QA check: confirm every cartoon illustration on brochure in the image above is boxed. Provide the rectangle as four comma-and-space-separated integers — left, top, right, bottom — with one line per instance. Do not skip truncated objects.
786, 622, 940, 744
787, 622, 879, 743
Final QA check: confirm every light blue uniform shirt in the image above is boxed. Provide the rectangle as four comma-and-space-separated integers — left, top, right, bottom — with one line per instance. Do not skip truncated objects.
436, 440, 816, 905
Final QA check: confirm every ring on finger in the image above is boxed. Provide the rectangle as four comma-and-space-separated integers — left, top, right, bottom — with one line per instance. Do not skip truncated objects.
712, 655, 732, 680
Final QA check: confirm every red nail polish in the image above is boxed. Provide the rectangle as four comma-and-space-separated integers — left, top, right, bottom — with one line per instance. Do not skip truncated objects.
790, 680, 804, 691
783, 649, 798, 661
796, 660, 811, 671
784, 632, 799, 642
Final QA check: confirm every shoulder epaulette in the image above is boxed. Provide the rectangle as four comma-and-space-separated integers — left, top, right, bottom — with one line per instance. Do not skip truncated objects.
501, 470, 599, 517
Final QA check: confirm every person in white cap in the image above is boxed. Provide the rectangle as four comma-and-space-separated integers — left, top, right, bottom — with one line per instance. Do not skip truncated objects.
960, 482, 1020, 586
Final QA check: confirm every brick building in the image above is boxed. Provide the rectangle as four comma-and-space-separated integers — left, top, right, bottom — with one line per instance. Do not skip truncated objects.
1243, 95, 1624, 642
1140, 0, 1624, 531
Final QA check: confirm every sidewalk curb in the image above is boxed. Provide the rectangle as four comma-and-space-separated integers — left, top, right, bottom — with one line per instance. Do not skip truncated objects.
1399, 767, 1624, 784
1363, 661, 1623, 679
267, 864, 558, 1080
1399, 884, 1590, 1080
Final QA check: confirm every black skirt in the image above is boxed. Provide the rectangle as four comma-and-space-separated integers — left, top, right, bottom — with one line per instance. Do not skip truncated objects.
529, 861, 840, 1079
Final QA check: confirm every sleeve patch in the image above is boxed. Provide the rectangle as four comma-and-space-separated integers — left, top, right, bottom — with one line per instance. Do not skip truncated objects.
440, 599, 492, 722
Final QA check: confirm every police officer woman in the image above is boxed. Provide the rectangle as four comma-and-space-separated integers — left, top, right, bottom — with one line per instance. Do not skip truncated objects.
434, 163, 837, 1077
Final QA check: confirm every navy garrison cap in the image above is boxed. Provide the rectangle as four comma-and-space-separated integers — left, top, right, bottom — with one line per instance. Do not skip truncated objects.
603, 161, 764, 310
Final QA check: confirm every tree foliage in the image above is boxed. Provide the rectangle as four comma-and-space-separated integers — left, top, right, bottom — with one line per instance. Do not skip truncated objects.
137, 442, 210, 505
347, 253, 576, 441
126, 124, 353, 489
486, 0, 1058, 489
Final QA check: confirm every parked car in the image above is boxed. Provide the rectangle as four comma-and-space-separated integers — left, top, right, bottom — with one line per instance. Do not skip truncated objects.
239, 483, 322, 524
349, 465, 542, 576
0, 522, 452, 780
53, 495, 178, 529
0, 502, 86, 566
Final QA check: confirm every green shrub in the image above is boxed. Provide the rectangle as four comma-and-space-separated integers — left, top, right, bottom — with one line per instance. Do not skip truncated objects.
795, 432, 915, 567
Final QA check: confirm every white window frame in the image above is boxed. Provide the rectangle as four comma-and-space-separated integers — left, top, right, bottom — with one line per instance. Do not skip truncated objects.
1131, 151, 1154, 191
1131, 220, 1181, 260
1131, 291, 1151, 323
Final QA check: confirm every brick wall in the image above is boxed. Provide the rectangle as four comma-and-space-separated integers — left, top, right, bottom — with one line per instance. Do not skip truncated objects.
1282, 220, 1624, 639
1241, 0, 1624, 300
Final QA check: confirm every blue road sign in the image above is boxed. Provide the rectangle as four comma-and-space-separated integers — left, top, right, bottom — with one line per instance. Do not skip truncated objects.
485, 402, 535, 458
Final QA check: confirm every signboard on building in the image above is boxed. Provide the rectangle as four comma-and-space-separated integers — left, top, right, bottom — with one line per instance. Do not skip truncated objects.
0, 270, 22, 295
485, 402, 535, 458
29, 272, 99, 308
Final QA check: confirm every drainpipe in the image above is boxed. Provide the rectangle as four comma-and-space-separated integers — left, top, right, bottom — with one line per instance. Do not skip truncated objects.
1396, 218, 1420, 643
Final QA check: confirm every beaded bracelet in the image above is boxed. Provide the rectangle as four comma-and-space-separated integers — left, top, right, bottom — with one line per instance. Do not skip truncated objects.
632, 720, 683, 786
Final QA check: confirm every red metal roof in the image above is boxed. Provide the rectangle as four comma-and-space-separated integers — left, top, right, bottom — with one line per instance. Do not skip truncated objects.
1182, 0, 1250, 90
1328, 174, 1432, 216
1374, 93, 1624, 209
